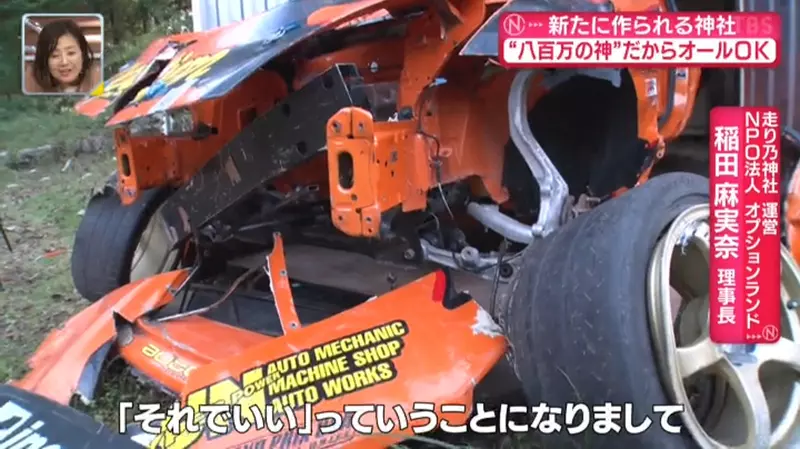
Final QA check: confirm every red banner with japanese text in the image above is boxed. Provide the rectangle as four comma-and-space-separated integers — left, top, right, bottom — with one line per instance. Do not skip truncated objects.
498, 12, 781, 68
709, 106, 781, 344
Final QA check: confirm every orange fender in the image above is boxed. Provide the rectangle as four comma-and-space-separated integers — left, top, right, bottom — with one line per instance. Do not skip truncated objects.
11, 271, 188, 405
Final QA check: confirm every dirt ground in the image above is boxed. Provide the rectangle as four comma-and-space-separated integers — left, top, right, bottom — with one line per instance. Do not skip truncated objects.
0, 153, 536, 448
0, 154, 112, 381
0, 153, 170, 424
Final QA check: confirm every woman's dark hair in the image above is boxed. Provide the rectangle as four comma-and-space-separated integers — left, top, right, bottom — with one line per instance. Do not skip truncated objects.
32, 19, 94, 89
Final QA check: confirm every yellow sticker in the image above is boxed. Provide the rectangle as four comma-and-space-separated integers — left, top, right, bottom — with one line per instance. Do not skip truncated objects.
98, 62, 148, 99
94, 49, 229, 103
90, 83, 103, 97
158, 49, 230, 87
150, 320, 409, 449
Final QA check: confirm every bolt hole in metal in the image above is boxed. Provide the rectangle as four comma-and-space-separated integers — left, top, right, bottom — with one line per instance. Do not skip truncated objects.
647, 204, 800, 448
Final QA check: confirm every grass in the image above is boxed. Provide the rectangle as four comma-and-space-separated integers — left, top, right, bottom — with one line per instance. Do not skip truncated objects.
0, 152, 180, 425
0, 154, 109, 380
0, 103, 105, 154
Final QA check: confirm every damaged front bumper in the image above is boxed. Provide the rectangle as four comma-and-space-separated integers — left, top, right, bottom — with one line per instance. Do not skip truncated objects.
10, 235, 508, 449
10, 270, 189, 405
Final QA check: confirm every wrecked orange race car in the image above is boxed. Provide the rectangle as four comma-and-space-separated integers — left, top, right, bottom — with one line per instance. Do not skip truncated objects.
7, 0, 800, 449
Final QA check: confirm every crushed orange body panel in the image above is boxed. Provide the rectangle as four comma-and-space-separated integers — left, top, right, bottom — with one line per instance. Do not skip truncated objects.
12, 271, 188, 404
11, 1, 709, 447
117, 317, 270, 395
147, 271, 506, 449
73, 0, 700, 216
13, 239, 506, 449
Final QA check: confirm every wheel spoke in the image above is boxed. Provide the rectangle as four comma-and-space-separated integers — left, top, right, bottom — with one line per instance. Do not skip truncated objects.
676, 337, 722, 378
648, 204, 800, 449
756, 337, 800, 372
719, 358, 772, 449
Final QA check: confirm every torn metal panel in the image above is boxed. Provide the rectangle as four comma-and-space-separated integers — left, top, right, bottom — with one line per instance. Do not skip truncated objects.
75, 342, 113, 404
265, 233, 301, 333
158, 64, 361, 242
10, 271, 187, 405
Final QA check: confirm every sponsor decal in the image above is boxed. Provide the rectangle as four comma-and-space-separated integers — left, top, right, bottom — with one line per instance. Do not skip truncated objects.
224, 414, 357, 449
132, 49, 230, 103
0, 400, 63, 449
151, 320, 408, 448
100, 62, 148, 99
97, 48, 229, 103
141, 343, 197, 380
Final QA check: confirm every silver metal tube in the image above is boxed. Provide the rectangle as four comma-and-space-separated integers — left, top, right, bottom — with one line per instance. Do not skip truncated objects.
464, 70, 569, 243
466, 203, 533, 244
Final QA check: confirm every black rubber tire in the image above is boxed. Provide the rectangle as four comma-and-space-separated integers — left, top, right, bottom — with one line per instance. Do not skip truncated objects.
650, 153, 709, 178
71, 175, 167, 302
653, 133, 800, 246
505, 172, 709, 449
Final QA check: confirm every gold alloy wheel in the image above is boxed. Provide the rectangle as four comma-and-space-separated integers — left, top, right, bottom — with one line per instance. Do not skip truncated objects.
647, 203, 800, 448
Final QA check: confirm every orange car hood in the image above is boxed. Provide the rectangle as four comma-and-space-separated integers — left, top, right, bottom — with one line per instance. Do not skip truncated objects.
74, 0, 399, 126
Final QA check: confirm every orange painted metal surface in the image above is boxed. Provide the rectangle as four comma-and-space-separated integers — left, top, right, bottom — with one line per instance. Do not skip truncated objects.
11, 240, 505, 449
324, 67, 545, 237
113, 69, 288, 205
396, 0, 486, 110
11, 271, 188, 405
327, 107, 385, 237
265, 233, 302, 333
317, 0, 699, 237
147, 271, 507, 449
73, 0, 701, 213
117, 316, 270, 394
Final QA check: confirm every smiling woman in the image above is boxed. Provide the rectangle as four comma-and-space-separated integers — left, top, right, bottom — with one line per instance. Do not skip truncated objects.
23, 16, 103, 95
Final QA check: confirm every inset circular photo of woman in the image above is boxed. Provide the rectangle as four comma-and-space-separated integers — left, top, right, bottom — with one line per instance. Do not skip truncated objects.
22, 13, 104, 95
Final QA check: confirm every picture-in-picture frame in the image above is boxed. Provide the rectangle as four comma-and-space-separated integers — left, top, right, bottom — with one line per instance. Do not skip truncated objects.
21, 13, 104, 96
